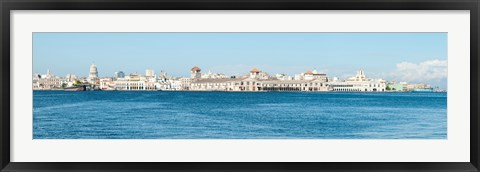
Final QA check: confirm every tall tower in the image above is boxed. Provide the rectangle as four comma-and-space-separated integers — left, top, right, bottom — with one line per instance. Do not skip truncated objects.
89, 64, 98, 81
46, 69, 52, 78
191, 66, 201, 79
249, 68, 261, 79
159, 70, 167, 80
356, 69, 366, 81
146, 69, 154, 77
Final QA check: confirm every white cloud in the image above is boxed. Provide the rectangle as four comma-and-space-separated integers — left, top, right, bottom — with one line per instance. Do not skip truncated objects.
392, 59, 447, 82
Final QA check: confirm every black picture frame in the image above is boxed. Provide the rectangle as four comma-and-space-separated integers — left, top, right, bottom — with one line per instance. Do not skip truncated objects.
1, 0, 479, 171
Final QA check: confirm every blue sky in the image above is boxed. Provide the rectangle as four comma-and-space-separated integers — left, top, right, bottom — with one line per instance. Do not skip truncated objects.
33, 32, 447, 88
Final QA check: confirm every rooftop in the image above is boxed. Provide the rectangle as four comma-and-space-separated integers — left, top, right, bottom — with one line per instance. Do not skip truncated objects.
191, 78, 242, 83
250, 68, 261, 73
191, 66, 201, 71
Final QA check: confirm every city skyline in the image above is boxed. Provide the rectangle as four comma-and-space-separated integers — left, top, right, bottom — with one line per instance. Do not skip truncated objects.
33, 32, 447, 89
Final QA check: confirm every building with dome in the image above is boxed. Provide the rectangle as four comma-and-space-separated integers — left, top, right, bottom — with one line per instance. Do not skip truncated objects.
32, 65, 395, 92
88, 64, 98, 83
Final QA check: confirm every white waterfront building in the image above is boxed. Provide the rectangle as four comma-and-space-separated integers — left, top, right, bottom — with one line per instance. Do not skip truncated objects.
189, 67, 330, 92
32, 69, 68, 90
328, 70, 387, 92
33, 64, 396, 92
114, 73, 157, 90
100, 78, 115, 90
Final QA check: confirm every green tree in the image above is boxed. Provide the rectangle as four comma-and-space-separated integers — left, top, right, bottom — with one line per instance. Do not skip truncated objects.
73, 80, 83, 86
386, 85, 391, 91
61, 83, 67, 88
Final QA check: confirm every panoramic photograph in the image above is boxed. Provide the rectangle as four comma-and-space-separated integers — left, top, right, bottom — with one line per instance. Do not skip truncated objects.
32, 32, 447, 139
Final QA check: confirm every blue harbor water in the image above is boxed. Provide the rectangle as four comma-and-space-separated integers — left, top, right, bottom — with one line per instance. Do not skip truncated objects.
33, 91, 447, 139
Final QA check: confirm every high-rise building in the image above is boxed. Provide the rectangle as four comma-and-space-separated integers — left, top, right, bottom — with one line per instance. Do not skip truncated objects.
115, 71, 125, 78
